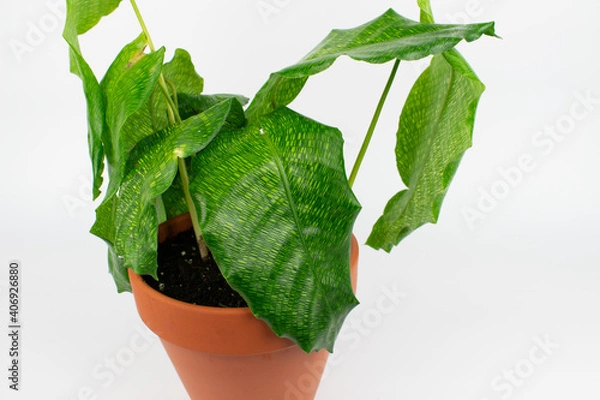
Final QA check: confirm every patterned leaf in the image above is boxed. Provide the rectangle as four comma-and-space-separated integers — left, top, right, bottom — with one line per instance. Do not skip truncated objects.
90, 195, 131, 292
113, 99, 244, 279
63, 0, 124, 198
367, 50, 485, 251
101, 37, 165, 199
190, 108, 361, 352
117, 50, 209, 220
246, 8, 496, 120
147, 48, 205, 132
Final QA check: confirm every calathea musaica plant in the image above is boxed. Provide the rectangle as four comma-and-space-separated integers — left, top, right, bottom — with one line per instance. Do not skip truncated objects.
64, 0, 497, 352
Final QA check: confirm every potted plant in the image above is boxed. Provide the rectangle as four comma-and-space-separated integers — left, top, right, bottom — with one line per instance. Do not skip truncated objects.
64, 0, 497, 398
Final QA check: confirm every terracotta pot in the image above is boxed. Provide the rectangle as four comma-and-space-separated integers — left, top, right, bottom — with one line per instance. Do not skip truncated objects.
129, 213, 359, 400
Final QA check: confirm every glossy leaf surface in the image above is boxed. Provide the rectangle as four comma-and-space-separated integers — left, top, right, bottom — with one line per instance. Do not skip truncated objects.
246, 8, 495, 120
190, 108, 361, 352
101, 35, 165, 199
367, 50, 485, 251
63, 0, 124, 198
91, 99, 245, 290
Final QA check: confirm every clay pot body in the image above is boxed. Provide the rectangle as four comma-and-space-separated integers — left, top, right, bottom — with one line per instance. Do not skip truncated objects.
129, 213, 359, 400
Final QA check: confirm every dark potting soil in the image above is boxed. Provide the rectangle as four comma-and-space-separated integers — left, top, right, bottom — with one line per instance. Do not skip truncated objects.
143, 229, 248, 308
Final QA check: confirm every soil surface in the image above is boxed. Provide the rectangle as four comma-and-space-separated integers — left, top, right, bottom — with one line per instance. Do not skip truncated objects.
144, 228, 248, 308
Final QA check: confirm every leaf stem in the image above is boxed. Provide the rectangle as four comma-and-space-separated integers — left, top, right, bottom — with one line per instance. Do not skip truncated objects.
129, 0, 155, 51
348, 59, 400, 188
130, 0, 181, 124
129, 0, 209, 260
178, 158, 210, 258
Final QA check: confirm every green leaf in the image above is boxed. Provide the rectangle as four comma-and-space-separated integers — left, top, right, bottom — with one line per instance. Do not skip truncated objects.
65, 49, 105, 200
101, 39, 165, 199
161, 92, 250, 220
116, 49, 215, 227
108, 245, 130, 293
105, 46, 165, 146
190, 108, 361, 352
118, 49, 206, 162
367, 50, 485, 251
162, 49, 204, 96
90, 195, 132, 292
63, 0, 123, 42
246, 8, 496, 120
100, 33, 159, 155
90, 193, 118, 244
100, 34, 147, 91
148, 49, 205, 131
112, 99, 245, 278
63, 0, 124, 199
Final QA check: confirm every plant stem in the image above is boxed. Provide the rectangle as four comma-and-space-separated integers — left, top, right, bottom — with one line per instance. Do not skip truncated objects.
348, 59, 400, 188
129, 0, 154, 50
130, 0, 181, 122
178, 158, 210, 258
129, 0, 209, 260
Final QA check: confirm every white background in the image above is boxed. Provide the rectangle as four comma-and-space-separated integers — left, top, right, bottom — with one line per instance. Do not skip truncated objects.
1, 0, 599, 399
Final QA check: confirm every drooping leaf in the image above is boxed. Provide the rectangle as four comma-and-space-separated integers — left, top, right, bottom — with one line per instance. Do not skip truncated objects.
90, 195, 131, 292
63, 0, 124, 198
112, 99, 245, 279
190, 108, 361, 352
246, 8, 496, 120
90, 192, 118, 245
89, 192, 130, 292
64, 51, 105, 200
64, 0, 123, 42
108, 245, 130, 293
367, 50, 485, 251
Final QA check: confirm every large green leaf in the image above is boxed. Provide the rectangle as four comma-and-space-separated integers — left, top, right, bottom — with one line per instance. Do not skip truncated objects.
189, 108, 361, 352
246, 8, 496, 120
63, 0, 124, 198
108, 99, 245, 282
64, 49, 105, 200
367, 50, 485, 251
